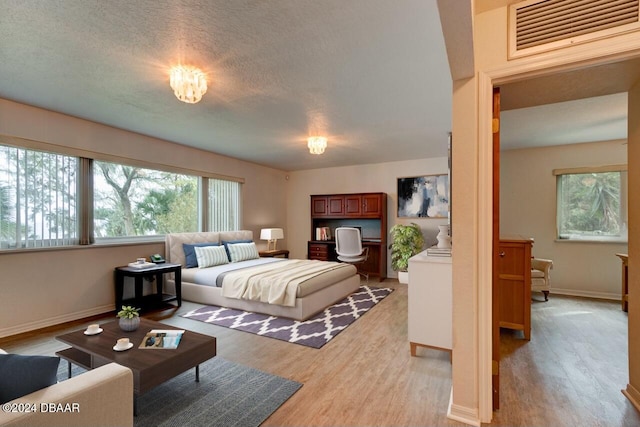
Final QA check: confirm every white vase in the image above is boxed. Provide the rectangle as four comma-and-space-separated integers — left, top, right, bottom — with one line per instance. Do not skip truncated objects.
118, 316, 140, 332
436, 224, 451, 249
398, 271, 409, 284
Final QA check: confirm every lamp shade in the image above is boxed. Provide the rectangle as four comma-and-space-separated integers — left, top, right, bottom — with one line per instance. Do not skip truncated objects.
260, 228, 284, 240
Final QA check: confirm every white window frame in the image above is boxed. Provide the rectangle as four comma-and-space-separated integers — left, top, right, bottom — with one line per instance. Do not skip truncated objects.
554, 164, 628, 243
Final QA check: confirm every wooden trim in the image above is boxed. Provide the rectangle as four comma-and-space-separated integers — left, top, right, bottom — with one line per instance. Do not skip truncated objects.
478, 71, 495, 421
623, 383, 640, 412
552, 164, 628, 175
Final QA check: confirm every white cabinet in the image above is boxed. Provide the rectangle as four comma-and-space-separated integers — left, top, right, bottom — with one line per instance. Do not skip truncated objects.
408, 250, 452, 356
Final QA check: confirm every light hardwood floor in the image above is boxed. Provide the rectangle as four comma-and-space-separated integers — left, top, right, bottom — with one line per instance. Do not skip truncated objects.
1, 282, 639, 426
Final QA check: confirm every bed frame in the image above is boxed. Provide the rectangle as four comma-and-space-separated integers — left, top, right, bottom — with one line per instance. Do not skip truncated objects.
164, 230, 361, 321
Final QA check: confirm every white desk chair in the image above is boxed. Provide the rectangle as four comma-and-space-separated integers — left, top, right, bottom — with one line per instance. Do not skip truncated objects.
335, 227, 369, 282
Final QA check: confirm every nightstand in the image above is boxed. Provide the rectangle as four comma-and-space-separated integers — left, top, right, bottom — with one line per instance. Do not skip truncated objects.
259, 249, 289, 258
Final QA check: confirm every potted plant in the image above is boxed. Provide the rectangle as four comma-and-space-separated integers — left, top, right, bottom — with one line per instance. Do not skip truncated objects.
117, 305, 140, 331
389, 223, 424, 284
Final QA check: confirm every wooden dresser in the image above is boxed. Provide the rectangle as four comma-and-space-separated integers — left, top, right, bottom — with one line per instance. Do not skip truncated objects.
498, 236, 533, 340
308, 192, 387, 281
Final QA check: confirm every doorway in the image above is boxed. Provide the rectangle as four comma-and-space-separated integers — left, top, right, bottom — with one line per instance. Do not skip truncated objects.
489, 57, 638, 416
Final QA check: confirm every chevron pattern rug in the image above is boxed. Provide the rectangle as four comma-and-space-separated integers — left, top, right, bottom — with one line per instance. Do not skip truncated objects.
182, 285, 393, 348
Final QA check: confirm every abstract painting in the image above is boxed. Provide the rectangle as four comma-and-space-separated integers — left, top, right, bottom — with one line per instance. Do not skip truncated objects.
397, 174, 449, 218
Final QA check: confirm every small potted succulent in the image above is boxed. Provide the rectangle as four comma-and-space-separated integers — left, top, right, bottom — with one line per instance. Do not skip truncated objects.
389, 223, 425, 284
117, 305, 140, 331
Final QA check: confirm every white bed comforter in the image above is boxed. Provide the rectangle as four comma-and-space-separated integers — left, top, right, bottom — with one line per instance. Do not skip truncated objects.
221, 259, 349, 307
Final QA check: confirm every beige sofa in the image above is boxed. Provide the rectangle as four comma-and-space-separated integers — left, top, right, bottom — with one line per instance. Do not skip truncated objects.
0, 360, 133, 427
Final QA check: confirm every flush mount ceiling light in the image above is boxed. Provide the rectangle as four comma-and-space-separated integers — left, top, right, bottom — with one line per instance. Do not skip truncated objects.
307, 136, 327, 155
169, 65, 207, 104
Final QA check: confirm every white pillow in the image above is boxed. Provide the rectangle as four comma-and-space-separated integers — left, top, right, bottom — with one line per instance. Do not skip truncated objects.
228, 242, 260, 262
194, 245, 229, 268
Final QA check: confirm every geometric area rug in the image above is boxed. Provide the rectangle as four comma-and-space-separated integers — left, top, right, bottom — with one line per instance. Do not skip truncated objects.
182, 285, 393, 349
57, 357, 302, 427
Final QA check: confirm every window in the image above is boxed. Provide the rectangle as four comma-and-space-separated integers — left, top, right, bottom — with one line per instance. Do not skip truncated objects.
0, 139, 243, 249
0, 145, 78, 249
93, 161, 199, 238
555, 165, 627, 241
207, 178, 241, 231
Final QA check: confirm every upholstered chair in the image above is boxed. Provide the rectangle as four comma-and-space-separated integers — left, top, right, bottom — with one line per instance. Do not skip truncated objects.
531, 258, 553, 301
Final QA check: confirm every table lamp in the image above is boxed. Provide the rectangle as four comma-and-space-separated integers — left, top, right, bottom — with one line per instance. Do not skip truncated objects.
260, 228, 284, 251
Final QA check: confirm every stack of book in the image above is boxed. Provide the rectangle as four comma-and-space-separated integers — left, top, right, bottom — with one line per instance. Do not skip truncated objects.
127, 261, 156, 269
426, 245, 451, 257
315, 227, 332, 240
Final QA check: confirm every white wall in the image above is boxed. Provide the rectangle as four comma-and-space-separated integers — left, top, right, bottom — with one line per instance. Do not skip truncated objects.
501, 140, 628, 299
0, 98, 288, 337
450, 3, 640, 423
286, 157, 449, 278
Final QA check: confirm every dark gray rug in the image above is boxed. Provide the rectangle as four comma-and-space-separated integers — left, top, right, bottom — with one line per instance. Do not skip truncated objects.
57, 357, 301, 427
181, 285, 394, 348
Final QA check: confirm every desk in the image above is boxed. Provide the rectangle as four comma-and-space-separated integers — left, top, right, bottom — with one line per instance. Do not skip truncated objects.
115, 263, 181, 312
259, 249, 289, 258
616, 253, 628, 312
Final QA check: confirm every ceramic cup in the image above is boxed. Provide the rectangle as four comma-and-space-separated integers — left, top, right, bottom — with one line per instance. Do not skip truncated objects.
86, 324, 100, 334
136, 258, 146, 264
116, 338, 130, 349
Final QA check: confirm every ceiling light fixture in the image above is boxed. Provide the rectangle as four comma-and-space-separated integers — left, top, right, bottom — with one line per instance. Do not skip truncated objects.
169, 65, 207, 104
307, 136, 327, 155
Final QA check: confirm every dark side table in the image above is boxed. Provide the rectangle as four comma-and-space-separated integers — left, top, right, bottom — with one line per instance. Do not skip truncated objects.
114, 263, 182, 312
259, 249, 290, 258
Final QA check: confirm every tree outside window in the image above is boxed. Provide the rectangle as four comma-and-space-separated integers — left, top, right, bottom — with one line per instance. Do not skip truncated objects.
94, 161, 198, 238
0, 145, 77, 248
557, 169, 627, 241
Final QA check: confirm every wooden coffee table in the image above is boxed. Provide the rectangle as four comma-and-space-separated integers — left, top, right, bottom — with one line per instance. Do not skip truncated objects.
56, 318, 216, 415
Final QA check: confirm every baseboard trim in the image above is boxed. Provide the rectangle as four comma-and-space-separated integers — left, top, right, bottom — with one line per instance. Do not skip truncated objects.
548, 288, 620, 301
623, 383, 640, 412
447, 387, 481, 426
0, 304, 114, 338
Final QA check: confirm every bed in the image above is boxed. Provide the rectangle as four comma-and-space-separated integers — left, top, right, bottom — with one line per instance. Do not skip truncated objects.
164, 230, 361, 321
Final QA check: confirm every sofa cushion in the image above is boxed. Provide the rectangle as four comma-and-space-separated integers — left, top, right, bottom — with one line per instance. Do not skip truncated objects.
183, 242, 218, 268
227, 242, 260, 262
195, 245, 230, 268
0, 353, 60, 403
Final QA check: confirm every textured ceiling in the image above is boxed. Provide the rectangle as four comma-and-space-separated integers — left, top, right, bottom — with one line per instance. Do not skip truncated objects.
0, 0, 453, 171
0, 1, 632, 172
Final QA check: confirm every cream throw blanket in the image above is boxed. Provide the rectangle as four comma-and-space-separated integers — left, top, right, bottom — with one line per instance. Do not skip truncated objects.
221, 260, 347, 307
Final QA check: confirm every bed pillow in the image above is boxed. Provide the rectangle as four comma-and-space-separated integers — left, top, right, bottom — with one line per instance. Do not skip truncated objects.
194, 245, 229, 268
183, 242, 218, 268
227, 242, 260, 262
0, 353, 60, 404
221, 239, 253, 261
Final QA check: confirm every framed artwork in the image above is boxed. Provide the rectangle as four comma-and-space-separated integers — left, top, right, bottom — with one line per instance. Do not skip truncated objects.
397, 174, 449, 218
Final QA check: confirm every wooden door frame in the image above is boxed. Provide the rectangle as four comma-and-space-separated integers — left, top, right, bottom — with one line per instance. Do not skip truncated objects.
477, 45, 640, 421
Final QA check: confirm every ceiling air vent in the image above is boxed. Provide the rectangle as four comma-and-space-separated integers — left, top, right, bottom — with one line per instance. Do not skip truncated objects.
509, 0, 640, 59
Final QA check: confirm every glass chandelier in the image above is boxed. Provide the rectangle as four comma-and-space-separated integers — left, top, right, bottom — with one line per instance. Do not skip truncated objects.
169, 66, 207, 104
307, 136, 327, 155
